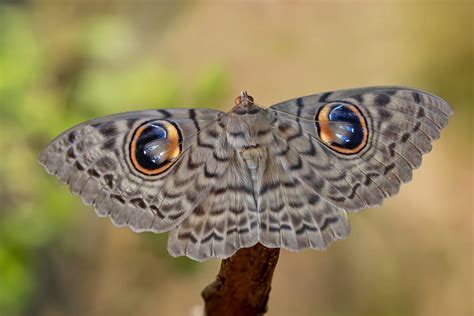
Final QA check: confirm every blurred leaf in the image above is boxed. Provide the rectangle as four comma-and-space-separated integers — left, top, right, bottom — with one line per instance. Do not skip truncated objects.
73, 61, 181, 115
0, 7, 42, 122
0, 246, 34, 316
192, 65, 230, 108
80, 16, 134, 61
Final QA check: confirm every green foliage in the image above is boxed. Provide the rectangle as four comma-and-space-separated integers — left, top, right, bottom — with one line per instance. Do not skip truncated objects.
0, 6, 229, 315
192, 65, 230, 108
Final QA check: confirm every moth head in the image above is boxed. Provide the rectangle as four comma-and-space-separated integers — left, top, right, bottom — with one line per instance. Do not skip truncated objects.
316, 101, 368, 155
231, 90, 261, 116
129, 120, 182, 176
234, 90, 254, 107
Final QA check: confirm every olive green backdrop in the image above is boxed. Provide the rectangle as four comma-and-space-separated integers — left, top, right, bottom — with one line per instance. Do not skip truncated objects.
0, 1, 472, 315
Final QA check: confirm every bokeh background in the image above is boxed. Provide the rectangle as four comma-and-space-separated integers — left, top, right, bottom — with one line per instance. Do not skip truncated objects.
0, 1, 472, 315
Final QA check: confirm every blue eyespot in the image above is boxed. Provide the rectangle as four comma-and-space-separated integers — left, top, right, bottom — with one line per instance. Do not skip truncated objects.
316, 102, 368, 154
135, 124, 168, 170
130, 120, 182, 175
328, 104, 365, 150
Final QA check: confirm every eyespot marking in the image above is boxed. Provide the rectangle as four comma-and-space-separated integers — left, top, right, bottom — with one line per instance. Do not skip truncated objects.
316, 102, 368, 154
130, 120, 182, 176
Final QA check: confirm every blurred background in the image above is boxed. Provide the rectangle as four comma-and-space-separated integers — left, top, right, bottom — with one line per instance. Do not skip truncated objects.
0, 1, 472, 315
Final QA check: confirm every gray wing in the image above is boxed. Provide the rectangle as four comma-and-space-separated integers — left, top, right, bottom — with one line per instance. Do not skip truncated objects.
167, 153, 259, 261
257, 86, 452, 251
39, 108, 228, 234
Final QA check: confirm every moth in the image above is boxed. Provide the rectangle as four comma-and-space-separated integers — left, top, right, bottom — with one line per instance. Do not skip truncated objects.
39, 87, 452, 261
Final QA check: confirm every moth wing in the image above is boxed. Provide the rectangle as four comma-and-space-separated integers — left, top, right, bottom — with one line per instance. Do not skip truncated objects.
257, 148, 351, 252
39, 108, 227, 234
256, 87, 452, 250
269, 86, 452, 209
168, 153, 259, 261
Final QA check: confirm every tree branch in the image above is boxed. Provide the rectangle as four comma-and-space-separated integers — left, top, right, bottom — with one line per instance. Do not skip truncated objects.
202, 243, 280, 316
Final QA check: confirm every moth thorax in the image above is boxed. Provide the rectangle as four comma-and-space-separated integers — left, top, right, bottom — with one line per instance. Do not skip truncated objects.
226, 110, 273, 150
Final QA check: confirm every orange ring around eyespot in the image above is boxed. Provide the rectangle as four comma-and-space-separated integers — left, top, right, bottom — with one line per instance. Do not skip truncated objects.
130, 120, 182, 176
316, 102, 368, 155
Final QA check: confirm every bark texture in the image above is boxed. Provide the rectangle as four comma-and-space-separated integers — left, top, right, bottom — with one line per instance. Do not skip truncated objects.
202, 243, 280, 316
